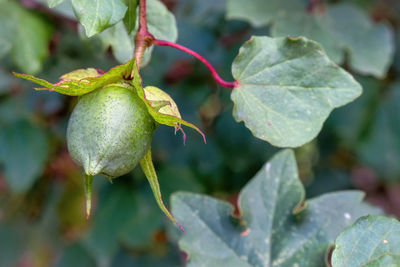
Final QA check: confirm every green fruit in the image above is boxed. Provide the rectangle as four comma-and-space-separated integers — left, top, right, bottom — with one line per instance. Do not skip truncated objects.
67, 85, 156, 178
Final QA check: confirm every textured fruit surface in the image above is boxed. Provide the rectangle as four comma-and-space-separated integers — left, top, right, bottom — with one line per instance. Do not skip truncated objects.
67, 85, 156, 177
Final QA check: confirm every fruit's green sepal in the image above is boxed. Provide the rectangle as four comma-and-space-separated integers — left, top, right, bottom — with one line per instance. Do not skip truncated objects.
84, 174, 94, 220
13, 59, 136, 96
140, 148, 184, 232
129, 62, 206, 144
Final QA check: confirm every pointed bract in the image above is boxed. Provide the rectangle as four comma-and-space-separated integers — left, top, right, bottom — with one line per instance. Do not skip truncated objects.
13, 59, 136, 96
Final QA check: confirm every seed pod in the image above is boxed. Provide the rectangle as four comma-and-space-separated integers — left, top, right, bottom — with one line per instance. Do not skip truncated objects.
66, 85, 156, 178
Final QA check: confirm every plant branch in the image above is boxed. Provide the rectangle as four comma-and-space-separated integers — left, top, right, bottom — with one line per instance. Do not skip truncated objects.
133, 0, 153, 69
152, 39, 238, 88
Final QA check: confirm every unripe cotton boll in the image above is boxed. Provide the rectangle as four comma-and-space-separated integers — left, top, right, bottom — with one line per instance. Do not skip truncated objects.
66, 85, 156, 178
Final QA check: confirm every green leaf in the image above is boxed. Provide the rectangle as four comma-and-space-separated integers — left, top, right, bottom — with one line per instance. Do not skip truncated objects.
226, 0, 301, 27
274, 4, 394, 78
332, 215, 400, 267
0, 120, 49, 193
36, 0, 75, 19
47, 0, 64, 8
123, 0, 138, 34
145, 0, 177, 42
172, 150, 380, 266
271, 7, 344, 64
227, 1, 394, 78
13, 59, 135, 96
0, 1, 53, 74
363, 255, 400, 267
139, 148, 183, 231
324, 4, 394, 78
231, 36, 362, 147
0, 3, 16, 59
96, 22, 134, 64
12, 6, 53, 75
71, 0, 127, 37
97, 0, 177, 64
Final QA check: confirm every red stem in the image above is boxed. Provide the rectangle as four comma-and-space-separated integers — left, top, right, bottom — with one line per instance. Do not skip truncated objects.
153, 39, 237, 88
133, 0, 153, 69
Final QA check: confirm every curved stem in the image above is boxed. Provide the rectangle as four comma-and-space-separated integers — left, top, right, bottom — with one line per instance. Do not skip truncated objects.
152, 39, 238, 88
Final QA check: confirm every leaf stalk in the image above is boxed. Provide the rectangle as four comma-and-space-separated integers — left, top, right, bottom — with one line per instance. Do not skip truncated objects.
152, 39, 238, 88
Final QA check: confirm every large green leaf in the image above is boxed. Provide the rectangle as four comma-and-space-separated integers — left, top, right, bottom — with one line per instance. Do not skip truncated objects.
0, 120, 49, 193
71, 0, 127, 37
274, 4, 394, 78
271, 6, 343, 64
36, 0, 75, 19
231, 36, 361, 147
0, 1, 53, 74
97, 0, 177, 64
47, 0, 64, 8
323, 4, 394, 78
0, 3, 15, 59
172, 150, 380, 266
226, 1, 394, 78
331, 215, 400, 267
96, 21, 134, 64
144, 0, 177, 42
226, 0, 300, 27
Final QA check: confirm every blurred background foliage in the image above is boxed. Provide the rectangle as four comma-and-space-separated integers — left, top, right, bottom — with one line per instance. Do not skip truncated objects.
0, 0, 399, 266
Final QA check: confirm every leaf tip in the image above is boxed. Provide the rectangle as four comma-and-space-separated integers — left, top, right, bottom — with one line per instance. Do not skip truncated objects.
11, 71, 20, 77
86, 208, 91, 220
178, 223, 185, 233
202, 133, 207, 144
